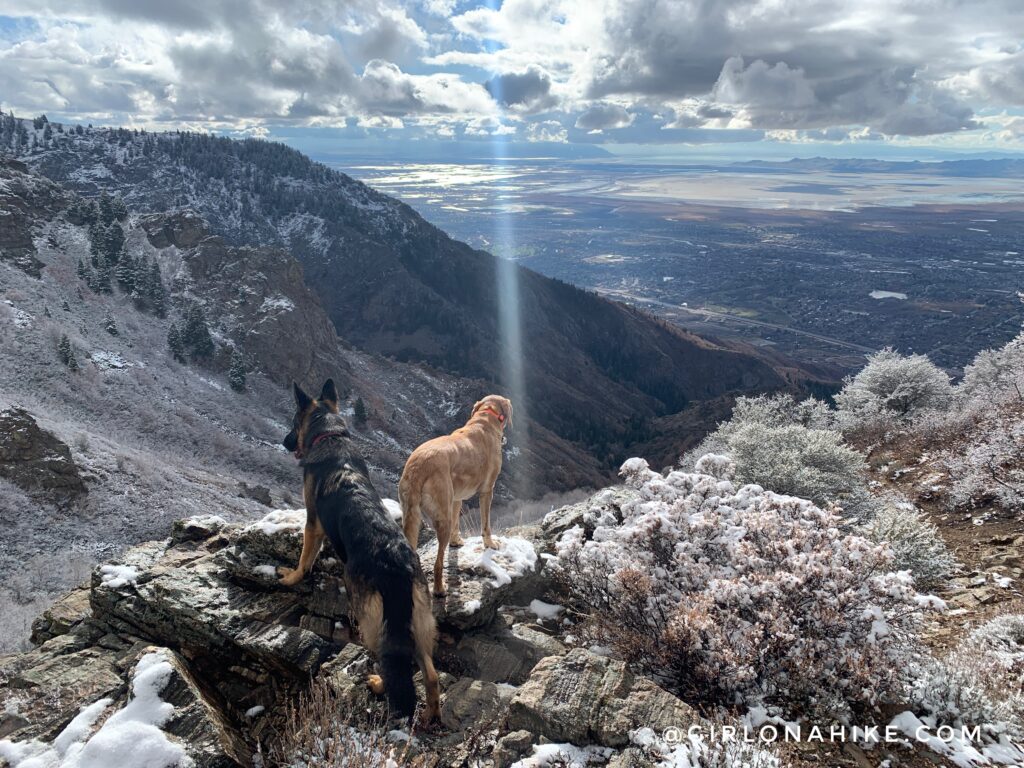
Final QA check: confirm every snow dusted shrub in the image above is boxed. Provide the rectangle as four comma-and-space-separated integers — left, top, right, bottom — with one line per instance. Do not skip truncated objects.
862, 496, 955, 590
959, 330, 1024, 407
835, 348, 953, 434
910, 616, 1024, 754
555, 458, 940, 721
681, 394, 873, 519
944, 403, 1024, 512
682, 393, 833, 466
693, 452, 735, 480
725, 424, 870, 516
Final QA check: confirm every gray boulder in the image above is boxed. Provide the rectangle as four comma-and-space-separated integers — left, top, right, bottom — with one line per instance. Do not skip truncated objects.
507, 649, 699, 747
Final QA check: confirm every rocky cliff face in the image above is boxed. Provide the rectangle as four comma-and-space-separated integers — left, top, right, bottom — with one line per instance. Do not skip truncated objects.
0, 408, 86, 507
0, 488, 704, 767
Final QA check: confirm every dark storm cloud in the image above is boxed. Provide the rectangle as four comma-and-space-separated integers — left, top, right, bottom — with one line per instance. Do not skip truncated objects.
574, 102, 634, 131
484, 67, 554, 110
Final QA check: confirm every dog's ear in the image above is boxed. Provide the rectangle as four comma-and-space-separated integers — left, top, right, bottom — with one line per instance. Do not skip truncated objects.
501, 397, 513, 429
471, 399, 483, 413
320, 378, 339, 408
293, 381, 312, 411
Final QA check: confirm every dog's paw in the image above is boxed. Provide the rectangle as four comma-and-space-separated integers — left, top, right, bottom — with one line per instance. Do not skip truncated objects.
277, 566, 303, 587
482, 536, 501, 551
367, 674, 385, 696
449, 534, 464, 548
432, 586, 447, 599
418, 707, 442, 729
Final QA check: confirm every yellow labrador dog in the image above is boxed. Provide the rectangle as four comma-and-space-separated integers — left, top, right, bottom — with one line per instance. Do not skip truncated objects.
399, 395, 512, 596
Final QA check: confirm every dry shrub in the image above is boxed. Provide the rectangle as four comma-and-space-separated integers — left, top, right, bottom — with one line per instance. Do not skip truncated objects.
266, 680, 409, 768
553, 458, 940, 722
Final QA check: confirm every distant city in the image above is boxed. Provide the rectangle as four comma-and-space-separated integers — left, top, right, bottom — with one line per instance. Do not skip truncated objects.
343, 157, 1024, 376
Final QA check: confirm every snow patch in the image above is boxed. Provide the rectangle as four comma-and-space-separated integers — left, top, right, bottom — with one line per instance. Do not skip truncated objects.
90, 351, 135, 370
245, 509, 305, 536
463, 536, 538, 588
511, 743, 614, 768
0, 651, 191, 768
99, 564, 139, 589
258, 294, 295, 313
381, 499, 403, 524
529, 599, 564, 621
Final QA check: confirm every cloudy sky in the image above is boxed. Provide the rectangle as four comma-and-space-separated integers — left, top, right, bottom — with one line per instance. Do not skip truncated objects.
2, 0, 1024, 158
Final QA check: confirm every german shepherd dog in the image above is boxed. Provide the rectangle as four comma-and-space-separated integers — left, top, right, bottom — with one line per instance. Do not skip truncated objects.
280, 379, 440, 723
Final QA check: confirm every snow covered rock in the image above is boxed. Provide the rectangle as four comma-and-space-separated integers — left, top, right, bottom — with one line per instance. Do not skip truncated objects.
421, 535, 545, 630
171, 514, 229, 544
506, 649, 699, 747
539, 486, 636, 549
0, 646, 246, 767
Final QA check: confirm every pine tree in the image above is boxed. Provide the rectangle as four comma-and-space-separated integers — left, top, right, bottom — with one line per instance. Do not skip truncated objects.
88, 223, 105, 267
76, 259, 87, 279
93, 258, 113, 293
115, 250, 135, 292
228, 349, 246, 392
103, 222, 124, 264
98, 191, 115, 226
43, 305, 51, 318
354, 397, 367, 427
167, 323, 187, 363
58, 334, 78, 371
182, 304, 214, 358
61, 299, 70, 312
131, 256, 151, 309
110, 195, 128, 221
104, 311, 118, 336
148, 261, 167, 317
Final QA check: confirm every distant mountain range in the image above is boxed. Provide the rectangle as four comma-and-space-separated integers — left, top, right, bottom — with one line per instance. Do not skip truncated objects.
733, 156, 1024, 178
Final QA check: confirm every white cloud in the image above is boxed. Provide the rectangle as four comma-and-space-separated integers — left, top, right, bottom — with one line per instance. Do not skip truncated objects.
527, 120, 568, 142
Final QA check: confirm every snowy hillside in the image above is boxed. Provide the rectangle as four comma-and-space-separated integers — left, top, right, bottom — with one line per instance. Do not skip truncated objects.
0, 157, 477, 651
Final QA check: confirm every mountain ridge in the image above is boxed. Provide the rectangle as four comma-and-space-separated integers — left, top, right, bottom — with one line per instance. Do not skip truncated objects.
4, 115, 790, 477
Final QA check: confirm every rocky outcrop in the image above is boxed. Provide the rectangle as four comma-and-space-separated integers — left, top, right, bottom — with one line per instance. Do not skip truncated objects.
423, 535, 546, 630
0, 495, 702, 766
507, 649, 698, 747
538, 485, 637, 550
140, 211, 209, 249
0, 408, 86, 506
0, 158, 62, 277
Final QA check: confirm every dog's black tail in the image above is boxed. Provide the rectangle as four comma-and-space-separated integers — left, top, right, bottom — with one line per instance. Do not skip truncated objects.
379, 578, 417, 719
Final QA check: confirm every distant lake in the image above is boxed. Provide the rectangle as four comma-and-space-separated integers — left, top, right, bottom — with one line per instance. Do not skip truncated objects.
342, 159, 1024, 217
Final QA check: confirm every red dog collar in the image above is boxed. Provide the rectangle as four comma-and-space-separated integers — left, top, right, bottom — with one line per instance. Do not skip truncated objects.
310, 431, 348, 448
481, 406, 506, 424
295, 431, 348, 458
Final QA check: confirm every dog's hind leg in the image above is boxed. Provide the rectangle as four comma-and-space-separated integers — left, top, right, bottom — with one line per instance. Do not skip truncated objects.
448, 501, 464, 547
412, 585, 441, 723
399, 483, 422, 550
